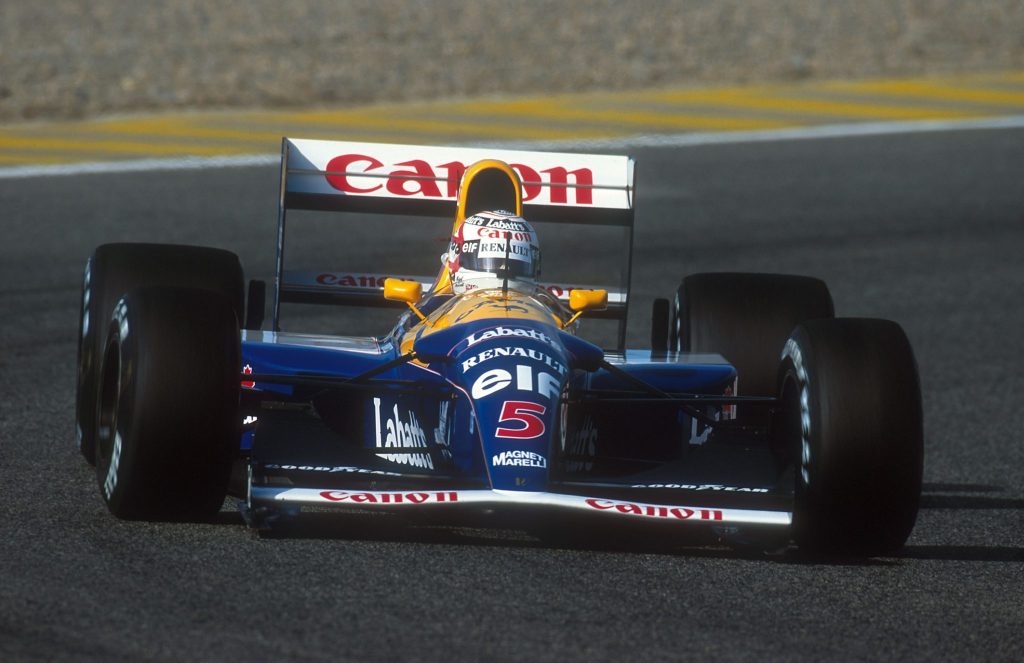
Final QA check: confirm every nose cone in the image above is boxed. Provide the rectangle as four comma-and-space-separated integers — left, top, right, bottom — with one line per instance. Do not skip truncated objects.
453, 324, 569, 491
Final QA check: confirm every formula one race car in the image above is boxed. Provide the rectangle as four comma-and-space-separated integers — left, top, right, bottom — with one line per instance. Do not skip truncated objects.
75, 139, 923, 556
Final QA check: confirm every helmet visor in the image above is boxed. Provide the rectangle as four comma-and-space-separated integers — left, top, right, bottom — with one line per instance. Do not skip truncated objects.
461, 237, 538, 280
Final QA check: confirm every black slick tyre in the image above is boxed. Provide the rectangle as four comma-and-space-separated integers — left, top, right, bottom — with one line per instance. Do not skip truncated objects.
94, 286, 240, 520
672, 273, 834, 399
777, 318, 923, 556
651, 298, 670, 352
76, 244, 244, 464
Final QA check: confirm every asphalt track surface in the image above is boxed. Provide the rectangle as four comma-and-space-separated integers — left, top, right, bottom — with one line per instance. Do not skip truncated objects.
2, 128, 1023, 661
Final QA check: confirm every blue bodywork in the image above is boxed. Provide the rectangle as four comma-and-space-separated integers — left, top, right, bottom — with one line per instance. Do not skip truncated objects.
240, 313, 740, 497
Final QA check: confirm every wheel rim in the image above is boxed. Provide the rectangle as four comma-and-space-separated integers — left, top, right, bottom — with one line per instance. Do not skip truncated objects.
774, 373, 803, 486
95, 339, 120, 474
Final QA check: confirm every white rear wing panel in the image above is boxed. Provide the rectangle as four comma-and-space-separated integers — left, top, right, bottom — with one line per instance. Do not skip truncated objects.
282, 138, 636, 225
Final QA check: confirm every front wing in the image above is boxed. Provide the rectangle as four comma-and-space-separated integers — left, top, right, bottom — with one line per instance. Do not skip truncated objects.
248, 485, 791, 528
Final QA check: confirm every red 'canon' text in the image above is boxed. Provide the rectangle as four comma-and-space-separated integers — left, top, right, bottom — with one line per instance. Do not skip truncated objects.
585, 498, 723, 521
324, 154, 594, 205
319, 490, 458, 504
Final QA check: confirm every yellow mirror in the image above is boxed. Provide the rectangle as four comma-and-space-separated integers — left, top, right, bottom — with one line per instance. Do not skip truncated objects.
569, 288, 608, 312
383, 278, 423, 304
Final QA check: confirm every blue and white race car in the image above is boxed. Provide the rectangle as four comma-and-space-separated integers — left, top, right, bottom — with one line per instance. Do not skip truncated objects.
75, 139, 923, 556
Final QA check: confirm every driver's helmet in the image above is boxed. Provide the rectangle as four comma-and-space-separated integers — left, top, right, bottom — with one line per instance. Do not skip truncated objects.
445, 210, 540, 295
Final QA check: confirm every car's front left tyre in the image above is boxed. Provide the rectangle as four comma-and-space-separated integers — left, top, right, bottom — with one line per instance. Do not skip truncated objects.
776, 318, 923, 556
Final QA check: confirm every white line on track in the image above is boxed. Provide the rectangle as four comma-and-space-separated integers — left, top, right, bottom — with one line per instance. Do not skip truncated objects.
486, 115, 1024, 150
0, 154, 278, 180
2, 115, 1023, 180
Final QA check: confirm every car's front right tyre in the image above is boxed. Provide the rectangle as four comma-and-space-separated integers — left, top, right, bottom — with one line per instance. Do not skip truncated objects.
77, 243, 244, 465
94, 286, 240, 521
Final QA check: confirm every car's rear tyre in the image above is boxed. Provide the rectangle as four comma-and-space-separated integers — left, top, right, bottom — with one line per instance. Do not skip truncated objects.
777, 318, 923, 556
672, 273, 834, 398
94, 286, 241, 520
651, 298, 670, 351
76, 244, 244, 464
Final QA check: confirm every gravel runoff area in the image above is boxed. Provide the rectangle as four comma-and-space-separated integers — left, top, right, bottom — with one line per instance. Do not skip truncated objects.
2, 0, 1023, 123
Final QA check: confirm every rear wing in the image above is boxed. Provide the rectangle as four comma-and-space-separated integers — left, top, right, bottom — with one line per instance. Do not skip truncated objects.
274, 138, 637, 347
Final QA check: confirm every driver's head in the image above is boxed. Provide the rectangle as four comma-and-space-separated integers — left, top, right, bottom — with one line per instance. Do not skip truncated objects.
445, 210, 540, 295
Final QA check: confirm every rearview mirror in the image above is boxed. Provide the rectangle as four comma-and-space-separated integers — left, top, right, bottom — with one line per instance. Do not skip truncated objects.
383, 278, 423, 304
569, 289, 608, 313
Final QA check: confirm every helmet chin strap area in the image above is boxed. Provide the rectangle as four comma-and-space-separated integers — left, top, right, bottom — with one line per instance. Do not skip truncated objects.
501, 233, 511, 300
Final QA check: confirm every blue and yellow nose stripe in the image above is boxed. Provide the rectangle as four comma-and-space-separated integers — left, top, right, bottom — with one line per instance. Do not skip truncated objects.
1, 71, 1022, 168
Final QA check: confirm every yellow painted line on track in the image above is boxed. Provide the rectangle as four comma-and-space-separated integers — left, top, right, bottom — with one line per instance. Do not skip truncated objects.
0, 152, 72, 165
636, 87, 984, 121
77, 112, 598, 143
81, 117, 288, 143
824, 79, 1024, 107
445, 97, 793, 131
0, 133, 260, 157
1, 70, 1022, 168
8, 117, 293, 152
248, 103, 634, 141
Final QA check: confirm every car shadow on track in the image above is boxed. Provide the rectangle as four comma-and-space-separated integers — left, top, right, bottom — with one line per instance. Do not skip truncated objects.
919, 482, 1024, 510
242, 509, 716, 550
219, 507, 892, 564
898, 545, 1024, 562
899, 483, 1024, 562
